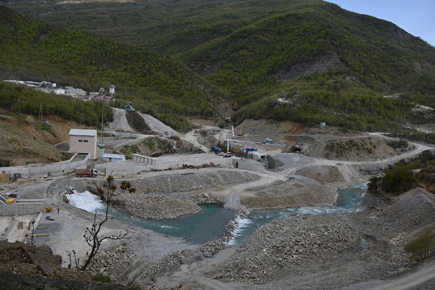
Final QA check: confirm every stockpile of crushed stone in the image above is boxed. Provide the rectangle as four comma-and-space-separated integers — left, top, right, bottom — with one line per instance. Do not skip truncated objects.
129, 170, 259, 194
112, 195, 202, 220
209, 213, 409, 289
272, 153, 315, 170
242, 165, 346, 209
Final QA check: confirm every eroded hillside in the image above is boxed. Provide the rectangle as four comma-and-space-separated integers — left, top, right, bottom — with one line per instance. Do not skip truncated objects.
0, 109, 93, 166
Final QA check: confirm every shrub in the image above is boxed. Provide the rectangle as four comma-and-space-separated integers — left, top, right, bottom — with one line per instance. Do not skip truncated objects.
44, 206, 52, 213
381, 162, 416, 195
92, 273, 111, 283
405, 227, 435, 261
367, 176, 382, 195
143, 140, 155, 151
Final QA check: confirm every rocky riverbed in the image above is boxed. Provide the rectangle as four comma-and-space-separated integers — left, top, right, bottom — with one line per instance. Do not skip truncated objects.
200, 188, 435, 290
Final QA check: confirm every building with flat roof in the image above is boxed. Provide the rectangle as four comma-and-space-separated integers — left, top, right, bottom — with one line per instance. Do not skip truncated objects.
69, 129, 98, 159
102, 153, 125, 162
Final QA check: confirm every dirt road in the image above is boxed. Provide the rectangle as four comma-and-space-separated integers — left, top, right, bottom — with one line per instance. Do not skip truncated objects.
367, 262, 435, 290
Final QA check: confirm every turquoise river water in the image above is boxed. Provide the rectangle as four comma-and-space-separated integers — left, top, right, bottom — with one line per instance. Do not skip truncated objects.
68, 184, 367, 246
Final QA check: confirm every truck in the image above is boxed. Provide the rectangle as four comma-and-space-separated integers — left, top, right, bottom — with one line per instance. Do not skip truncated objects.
75, 168, 98, 177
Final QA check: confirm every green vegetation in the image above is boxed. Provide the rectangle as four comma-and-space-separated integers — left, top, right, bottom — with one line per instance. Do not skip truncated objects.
386, 140, 409, 150
1, 1, 435, 132
37, 123, 56, 138
325, 138, 377, 159
143, 140, 155, 151
0, 6, 225, 130
92, 273, 111, 283
390, 131, 435, 145
381, 162, 416, 195
368, 151, 435, 195
232, 74, 418, 132
405, 227, 435, 261
0, 82, 112, 127
116, 144, 141, 159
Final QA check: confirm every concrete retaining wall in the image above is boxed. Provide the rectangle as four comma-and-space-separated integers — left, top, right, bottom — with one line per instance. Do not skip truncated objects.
97, 153, 233, 176
233, 158, 267, 172
0, 200, 45, 216
0, 153, 90, 178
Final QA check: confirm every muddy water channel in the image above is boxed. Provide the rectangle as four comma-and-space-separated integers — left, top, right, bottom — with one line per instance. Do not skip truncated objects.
68, 184, 366, 246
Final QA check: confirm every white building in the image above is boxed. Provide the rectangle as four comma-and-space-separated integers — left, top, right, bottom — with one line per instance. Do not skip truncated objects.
54, 88, 65, 95
69, 129, 98, 159
102, 153, 125, 162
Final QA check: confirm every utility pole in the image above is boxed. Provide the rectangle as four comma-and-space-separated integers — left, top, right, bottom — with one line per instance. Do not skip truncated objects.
39, 102, 42, 123
227, 130, 230, 153
101, 107, 104, 145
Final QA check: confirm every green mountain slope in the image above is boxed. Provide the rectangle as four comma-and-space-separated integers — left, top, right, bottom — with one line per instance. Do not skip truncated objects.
0, 5, 228, 130
183, 3, 435, 103
3, 1, 435, 133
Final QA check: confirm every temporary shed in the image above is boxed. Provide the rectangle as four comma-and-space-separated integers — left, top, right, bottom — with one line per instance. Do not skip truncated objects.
69, 129, 98, 159
102, 154, 126, 162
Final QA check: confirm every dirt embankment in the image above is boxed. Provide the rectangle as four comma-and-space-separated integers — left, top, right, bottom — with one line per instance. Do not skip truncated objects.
0, 111, 94, 166
235, 119, 305, 147
124, 111, 154, 134
243, 165, 346, 209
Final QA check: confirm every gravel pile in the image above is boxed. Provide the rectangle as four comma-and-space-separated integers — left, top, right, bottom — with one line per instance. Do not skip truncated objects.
295, 165, 345, 183
207, 189, 435, 289
211, 214, 362, 285
242, 165, 346, 209
243, 179, 338, 209
112, 195, 202, 220
273, 153, 315, 170
130, 170, 259, 194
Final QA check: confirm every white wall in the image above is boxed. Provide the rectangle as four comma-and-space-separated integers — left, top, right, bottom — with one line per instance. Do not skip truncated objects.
69, 135, 97, 159
0, 154, 90, 178
97, 153, 233, 176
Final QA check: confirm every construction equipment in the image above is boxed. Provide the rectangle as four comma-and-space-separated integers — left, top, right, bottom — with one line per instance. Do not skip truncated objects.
75, 169, 98, 177
124, 101, 135, 112
98, 87, 110, 98
211, 146, 221, 154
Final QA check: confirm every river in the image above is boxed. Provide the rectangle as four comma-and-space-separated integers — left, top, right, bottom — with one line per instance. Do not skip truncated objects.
67, 184, 367, 245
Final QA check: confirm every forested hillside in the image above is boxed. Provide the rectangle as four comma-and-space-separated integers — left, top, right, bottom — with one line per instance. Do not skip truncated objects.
0, 5, 229, 131
2, 0, 435, 133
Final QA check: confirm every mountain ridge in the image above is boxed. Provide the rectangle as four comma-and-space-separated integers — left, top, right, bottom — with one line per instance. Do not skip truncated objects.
1, 1, 435, 133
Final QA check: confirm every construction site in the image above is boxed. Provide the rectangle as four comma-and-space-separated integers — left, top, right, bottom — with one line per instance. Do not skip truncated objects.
1, 106, 435, 290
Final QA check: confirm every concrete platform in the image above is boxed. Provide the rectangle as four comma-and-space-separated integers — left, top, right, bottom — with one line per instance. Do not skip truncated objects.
0, 213, 41, 243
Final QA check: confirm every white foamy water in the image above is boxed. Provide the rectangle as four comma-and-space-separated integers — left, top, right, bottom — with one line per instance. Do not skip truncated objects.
67, 191, 105, 213
226, 216, 253, 246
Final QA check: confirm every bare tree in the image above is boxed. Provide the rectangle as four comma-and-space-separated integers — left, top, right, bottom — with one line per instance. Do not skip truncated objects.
81, 175, 136, 270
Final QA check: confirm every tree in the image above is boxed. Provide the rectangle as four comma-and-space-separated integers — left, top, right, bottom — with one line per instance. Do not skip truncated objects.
381, 162, 416, 195
81, 175, 136, 270
405, 227, 435, 260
